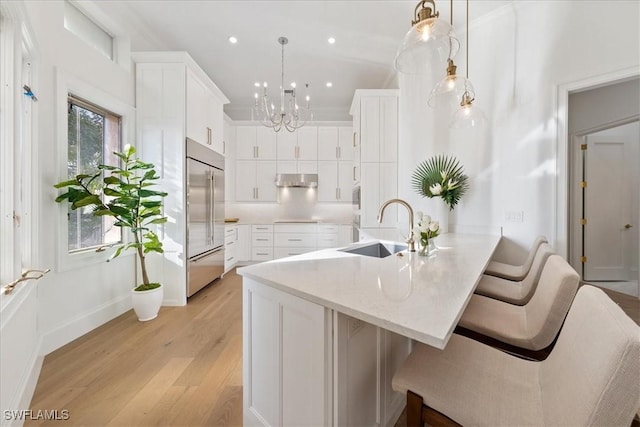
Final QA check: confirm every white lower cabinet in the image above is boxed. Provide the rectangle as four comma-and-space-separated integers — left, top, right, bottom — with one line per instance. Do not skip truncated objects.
224, 225, 238, 273
236, 225, 250, 262
335, 313, 411, 427
243, 279, 411, 427
243, 278, 330, 426
251, 225, 274, 262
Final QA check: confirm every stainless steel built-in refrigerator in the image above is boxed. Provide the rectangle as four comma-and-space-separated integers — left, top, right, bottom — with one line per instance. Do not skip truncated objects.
186, 138, 225, 297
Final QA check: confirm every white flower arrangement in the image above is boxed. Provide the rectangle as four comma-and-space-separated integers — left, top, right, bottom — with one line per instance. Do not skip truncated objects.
413, 211, 440, 244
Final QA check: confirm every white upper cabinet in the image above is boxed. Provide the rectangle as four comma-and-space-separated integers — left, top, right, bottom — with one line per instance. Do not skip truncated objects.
338, 126, 354, 161
186, 69, 208, 146
277, 130, 298, 161
296, 126, 318, 160
318, 127, 354, 161
256, 127, 277, 160
185, 68, 225, 154
379, 96, 398, 162
359, 94, 398, 163
236, 127, 257, 159
236, 160, 277, 202
360, 96, 381, 163
277, 127, 317, 161
237, 126, 276, 160
318, 127, 338, 161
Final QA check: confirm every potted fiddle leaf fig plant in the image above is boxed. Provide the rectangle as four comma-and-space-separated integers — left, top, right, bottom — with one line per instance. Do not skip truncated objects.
54, 144, 168, 321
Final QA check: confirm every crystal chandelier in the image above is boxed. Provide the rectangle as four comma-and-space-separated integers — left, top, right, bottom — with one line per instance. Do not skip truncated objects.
252, 36, 312, 132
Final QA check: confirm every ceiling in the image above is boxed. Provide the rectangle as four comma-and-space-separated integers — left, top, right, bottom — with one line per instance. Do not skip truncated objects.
95, 1, 511, 121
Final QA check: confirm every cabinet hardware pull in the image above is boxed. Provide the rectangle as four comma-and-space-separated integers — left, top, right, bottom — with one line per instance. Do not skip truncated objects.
353, 132, 356, 147
288, 238, 302, 242
336, 187, 339, 200
336, 146, 339, 159
257, 252, 268, 256
207, 127, 212, 145
256, 146, 260, 158
256, 187, 259, 199
256, 238, 269, 241
353, 166, 356, 180
223, 140, 225, 154
226, 241, 235, 245
226, 257, 233, 262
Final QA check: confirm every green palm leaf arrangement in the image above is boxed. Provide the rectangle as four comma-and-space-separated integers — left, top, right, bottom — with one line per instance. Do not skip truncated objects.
411, 154, 469, 210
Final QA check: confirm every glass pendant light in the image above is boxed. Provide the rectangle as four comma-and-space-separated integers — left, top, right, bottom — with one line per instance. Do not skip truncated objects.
395, 0, 460, 75
427, 0, 474, 109
450, 0, 487, 129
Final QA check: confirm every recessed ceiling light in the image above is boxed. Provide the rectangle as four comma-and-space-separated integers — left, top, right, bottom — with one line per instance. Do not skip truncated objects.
326, 82, 333, 88
328, 37, 336, 44
228, 36, 238, 44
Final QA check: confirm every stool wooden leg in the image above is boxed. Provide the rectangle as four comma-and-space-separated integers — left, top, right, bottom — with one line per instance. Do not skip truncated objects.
406, 390, 424, 427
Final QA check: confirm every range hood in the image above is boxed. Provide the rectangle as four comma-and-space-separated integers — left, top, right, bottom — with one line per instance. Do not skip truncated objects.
275, 173, 318, 188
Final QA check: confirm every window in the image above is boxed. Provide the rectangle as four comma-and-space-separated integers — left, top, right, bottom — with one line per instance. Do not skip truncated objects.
63, 1, 113, 60
67, 95, 122, 252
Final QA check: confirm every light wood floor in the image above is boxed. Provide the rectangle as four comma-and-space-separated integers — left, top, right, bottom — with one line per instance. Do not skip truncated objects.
27, 271, 639, 427
27, 270, 244, 427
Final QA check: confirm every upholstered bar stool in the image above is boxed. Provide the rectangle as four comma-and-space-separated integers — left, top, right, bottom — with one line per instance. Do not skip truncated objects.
392, 286, 640, 426
459, 255, 579, 353
484, 235, 547, 281
475, 243, 554, 305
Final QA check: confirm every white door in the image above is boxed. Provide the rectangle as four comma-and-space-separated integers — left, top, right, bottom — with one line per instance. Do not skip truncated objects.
584, 134, 639, 281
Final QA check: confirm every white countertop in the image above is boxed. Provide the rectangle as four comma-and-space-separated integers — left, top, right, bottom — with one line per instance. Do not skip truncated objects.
237, 233, 501, 349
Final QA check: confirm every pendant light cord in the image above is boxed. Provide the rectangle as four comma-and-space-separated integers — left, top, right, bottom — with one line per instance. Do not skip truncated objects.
466, 0, 469, 79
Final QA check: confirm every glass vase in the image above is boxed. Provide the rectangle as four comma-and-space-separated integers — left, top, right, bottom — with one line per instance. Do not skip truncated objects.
418, 237, 438, 257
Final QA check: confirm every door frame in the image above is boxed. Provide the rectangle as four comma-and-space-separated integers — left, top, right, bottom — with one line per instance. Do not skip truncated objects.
555, 66, 639, 260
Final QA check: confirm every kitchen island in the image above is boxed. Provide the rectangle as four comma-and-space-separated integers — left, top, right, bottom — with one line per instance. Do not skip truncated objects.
238, 233, 501, 426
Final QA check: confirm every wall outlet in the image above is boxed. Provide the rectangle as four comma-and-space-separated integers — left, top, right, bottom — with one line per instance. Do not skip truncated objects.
505, 211, 524, 223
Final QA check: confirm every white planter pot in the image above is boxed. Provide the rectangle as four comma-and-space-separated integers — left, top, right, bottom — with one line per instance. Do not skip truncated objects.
131, 284, 163, 321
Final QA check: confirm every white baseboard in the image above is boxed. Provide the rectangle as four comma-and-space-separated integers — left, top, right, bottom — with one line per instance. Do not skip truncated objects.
40, 294, 131, 355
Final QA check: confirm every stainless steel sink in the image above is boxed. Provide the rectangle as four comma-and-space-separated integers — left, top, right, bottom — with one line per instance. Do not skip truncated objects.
340, 242, 407, 258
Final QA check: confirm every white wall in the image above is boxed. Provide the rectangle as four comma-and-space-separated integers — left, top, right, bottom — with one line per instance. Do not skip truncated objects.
568, 78, 639, 134
1, 1, 135, 423
399, 0, 640, 263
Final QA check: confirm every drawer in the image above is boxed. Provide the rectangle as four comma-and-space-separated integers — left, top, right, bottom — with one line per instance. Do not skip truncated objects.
252, 232, 273, 247
317, 234, 339, 248
274, 233, 316, 247
252, 247, 274, 261
225, 226, 237, 238
274, 247, 316, 259
273, 223, 317, 233
317, 224, 339, 233
252, 224, 274, 233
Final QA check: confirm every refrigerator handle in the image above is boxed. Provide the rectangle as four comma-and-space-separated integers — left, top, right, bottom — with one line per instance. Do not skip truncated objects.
210, 172, 215, 246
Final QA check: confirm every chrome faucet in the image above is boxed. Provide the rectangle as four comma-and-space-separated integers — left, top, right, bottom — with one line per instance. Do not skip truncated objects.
377, 198, 416, 252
